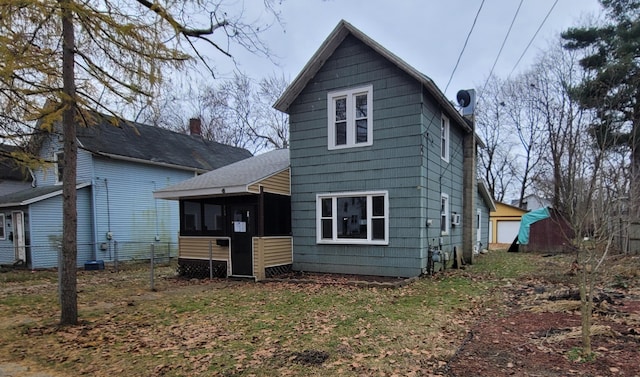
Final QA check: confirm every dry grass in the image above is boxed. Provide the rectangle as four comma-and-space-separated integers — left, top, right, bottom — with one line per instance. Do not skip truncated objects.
1, 251, 638, 376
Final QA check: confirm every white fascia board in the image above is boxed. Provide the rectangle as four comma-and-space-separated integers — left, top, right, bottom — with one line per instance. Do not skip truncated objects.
153, 185, 249, 200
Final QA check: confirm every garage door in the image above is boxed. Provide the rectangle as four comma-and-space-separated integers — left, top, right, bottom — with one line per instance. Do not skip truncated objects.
497, 221, 521, 243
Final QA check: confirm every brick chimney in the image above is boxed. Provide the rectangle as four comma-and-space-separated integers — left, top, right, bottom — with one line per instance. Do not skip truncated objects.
189, 118, 202, 137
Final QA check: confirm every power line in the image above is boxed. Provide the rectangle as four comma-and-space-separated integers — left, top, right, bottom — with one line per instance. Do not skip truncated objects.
507, 0, 559, 79
479, 0, 525, 102
444, 0, 486, 94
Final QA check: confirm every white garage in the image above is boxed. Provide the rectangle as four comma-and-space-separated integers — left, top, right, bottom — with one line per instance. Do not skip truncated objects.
497, 220, 521, 243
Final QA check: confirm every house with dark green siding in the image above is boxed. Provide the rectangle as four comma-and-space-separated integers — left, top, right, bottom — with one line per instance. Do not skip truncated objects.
274, 20, 492, 277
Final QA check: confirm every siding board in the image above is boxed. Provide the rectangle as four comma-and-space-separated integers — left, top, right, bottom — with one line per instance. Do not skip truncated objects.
287, 33, 470, 277
179, 236, 229, 261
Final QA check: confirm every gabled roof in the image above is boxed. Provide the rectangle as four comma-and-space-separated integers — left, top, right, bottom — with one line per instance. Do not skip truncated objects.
74, 112, 252, 172
493, 201, 529, 214
273, 20, 474, 136
478, 180, 497, 212
0, 182, 91, 208
154, 149, 290, 200
0, 144, 29, 181
29, 111, 252, 173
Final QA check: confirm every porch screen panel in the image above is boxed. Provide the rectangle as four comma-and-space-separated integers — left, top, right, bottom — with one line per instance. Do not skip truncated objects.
204, 204, 223, 232
183, 201, 202, 231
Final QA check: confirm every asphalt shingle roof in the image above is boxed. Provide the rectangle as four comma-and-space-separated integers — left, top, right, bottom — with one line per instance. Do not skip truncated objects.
76, 112, 252, 172
154, 149, 289, 199
0, 183, 90, 207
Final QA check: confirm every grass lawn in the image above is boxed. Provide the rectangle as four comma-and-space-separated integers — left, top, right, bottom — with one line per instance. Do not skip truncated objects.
0, 251, 557, 376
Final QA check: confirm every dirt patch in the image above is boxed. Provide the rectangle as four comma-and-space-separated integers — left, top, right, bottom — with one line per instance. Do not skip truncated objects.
445, 284, 640, 376
262, 271, 416, 288
289, 350, 330, 366
0, 361, 64, 377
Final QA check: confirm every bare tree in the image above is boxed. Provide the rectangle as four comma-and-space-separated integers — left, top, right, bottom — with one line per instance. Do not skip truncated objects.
525, 36, 626, 358
500, 76, 546, 208
476, 77, 519, 201
252, 73, 290, 149
0, 0, 280, 325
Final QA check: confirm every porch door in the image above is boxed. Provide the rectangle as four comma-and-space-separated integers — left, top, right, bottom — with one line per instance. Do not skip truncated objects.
12, 211, 26, 262
230, 205, 255, 276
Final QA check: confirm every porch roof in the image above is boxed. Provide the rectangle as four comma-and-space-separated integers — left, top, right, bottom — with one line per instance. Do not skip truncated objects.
0, 182, 91, 208
153, 149, 290, 200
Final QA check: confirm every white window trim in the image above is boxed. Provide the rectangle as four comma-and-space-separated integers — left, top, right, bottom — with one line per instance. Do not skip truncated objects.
0, 213, 5, 240
441, 193, 450, 235
441, 114, 450, 162
316, 190, 388, 245
54, 151, 64, 185
327, 85, 373, 150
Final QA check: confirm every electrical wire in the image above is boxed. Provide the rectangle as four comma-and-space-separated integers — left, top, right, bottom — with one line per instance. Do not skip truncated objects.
444, 0, 486, 94
507, 0, 559, 79
478, 0, 525, 102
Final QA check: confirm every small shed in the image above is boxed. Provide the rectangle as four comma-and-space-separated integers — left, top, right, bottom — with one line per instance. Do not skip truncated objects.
153, 149, 291, 280
526, 208, 574, 253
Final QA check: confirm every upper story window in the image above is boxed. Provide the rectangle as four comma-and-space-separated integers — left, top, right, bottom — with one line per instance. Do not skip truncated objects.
441, 115, 450, 162
327, 85, 373, 150
55, 151, 64, 184
317, 191, 388, 245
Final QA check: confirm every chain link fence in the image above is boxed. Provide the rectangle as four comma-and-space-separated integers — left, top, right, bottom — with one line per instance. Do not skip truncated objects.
0, 241, 178, 271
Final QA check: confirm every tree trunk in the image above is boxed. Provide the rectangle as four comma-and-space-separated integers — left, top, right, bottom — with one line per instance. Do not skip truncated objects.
579, 250, 592, 356
59, 0, 78, 326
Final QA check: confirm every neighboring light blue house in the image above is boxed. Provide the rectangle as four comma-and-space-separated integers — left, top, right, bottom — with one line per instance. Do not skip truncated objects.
273, 20, 493, 277
0, 114, 251, 269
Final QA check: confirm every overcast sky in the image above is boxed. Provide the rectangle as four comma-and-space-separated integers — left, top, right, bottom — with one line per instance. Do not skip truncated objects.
212, 0, 603, 101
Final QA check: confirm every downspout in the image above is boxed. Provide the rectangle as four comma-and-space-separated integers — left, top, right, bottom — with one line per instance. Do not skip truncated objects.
91, 178, 98, 260
152, 181, 159, 241
104, 178, 112, 259
259, 186, 265, 237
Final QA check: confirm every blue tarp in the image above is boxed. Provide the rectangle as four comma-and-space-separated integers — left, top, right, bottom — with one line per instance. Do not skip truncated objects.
517, 207, 551, 244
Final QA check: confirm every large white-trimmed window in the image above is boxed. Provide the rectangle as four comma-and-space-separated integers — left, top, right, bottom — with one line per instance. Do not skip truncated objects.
327, 85, 373, 149
317, 191, 388, 245
441, 193, 450, 235
441, 115, 450, 162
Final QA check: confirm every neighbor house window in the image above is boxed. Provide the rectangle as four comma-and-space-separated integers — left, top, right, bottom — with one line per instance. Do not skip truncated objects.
441, 115, 450, 162
55, 151, 64, 184
327, 85, 373, 149
0, 214, 5, 240
441, 193, 450, 235
316, 191, 388, 244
